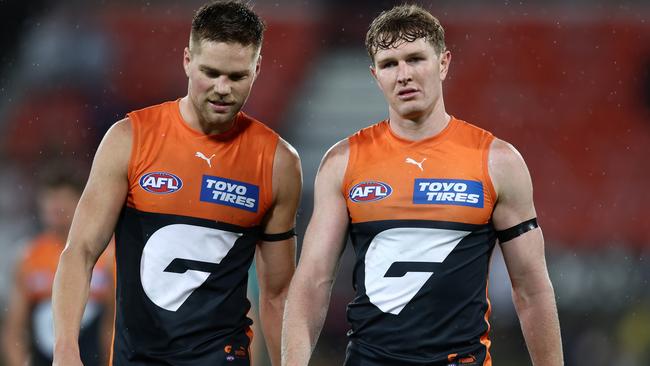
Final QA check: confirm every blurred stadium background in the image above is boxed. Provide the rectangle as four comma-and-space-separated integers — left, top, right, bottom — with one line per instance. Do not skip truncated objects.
0, 0, 649, 365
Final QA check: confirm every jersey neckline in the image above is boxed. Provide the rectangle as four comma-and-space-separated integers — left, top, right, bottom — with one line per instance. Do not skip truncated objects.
382, 116, 459, 148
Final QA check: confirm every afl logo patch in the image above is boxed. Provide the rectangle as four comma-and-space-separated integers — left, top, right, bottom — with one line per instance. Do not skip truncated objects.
139, 172, 183, 194
349, 181, 392, 203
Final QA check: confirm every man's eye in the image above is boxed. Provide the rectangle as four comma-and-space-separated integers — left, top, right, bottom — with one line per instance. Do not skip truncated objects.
203, 70, 219, 78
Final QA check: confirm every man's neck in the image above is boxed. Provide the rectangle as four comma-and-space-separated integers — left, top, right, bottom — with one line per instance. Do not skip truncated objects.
388, 102, 450, 141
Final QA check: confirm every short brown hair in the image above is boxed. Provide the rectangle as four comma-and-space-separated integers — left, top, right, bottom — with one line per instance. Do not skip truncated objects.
38, 166, 84, 195
365, 4, 446, 61
190, 1, 265, 51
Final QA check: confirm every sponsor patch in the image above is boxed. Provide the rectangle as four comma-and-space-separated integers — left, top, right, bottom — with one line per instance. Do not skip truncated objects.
349, 181, 392, 203
200, 175, 258, 212
447, 354, 478, 365
413, 179, 483, 208
139, 172, 183, 194
235, 346, 248, 358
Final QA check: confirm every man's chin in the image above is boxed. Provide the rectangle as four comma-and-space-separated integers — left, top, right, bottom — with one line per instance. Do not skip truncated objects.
396, 106, 426, 120
204, 111, 236, 125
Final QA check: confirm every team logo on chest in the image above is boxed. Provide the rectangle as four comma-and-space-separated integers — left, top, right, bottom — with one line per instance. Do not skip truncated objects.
139, 172, 183, 194
413, 178, 484, 208
349, 181, 393, 203
195, 151, 215, 168
200, 175, 259, 212
405, 157, 427, 171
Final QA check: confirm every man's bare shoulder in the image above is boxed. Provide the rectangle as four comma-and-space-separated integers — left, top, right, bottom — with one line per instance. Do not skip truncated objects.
489, 138, 525, 167
269, 137, 303, 214
488, 138, 531, 195
106, 117, 132, 141
488, 137, 536, 229
275, 137, 301, 169
91, 117, 133, 174
320, 138, 350, 170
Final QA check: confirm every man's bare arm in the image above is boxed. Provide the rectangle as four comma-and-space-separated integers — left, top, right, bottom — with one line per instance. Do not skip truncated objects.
52, 119, 132, 365
256, 139, 302, 365
489, 138, 563, 365
281, 140, 350, 366
98, 244, 117, 365
1, 264, 30, 366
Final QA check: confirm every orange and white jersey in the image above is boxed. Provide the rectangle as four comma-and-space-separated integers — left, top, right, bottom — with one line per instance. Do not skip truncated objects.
18, 233, 112, 366
342, 117, 497, 366
112, 100, 278, 365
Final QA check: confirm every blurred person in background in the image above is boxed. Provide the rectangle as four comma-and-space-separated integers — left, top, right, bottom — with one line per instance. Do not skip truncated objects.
51, 1, 301, 365
1, 171, 114, 366
283, 4, 562, 366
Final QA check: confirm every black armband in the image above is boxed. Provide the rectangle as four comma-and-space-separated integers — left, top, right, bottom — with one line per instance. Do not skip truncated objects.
261, 228, 296, 242
496, 218, 539, 243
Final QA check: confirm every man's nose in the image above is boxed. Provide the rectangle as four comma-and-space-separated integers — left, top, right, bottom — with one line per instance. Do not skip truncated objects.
214, 76, 231, 96
396, 61, 413, 85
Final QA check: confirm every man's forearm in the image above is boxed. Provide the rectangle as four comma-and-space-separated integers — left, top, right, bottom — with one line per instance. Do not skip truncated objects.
2, 331, 28, 366
259, 290, 288, 366
514, 286, 564, 365
52, 247, 94, 357
2, 299, 29, 366
281, 277, 333, 366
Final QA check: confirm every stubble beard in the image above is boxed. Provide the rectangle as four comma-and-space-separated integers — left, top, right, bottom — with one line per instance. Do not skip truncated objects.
200, 100, 240, 129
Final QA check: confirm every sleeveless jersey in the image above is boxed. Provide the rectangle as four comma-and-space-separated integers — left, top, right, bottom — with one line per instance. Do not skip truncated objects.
112, 100, 278, 365
18, 233, 112, 366
342, 118, 497, 366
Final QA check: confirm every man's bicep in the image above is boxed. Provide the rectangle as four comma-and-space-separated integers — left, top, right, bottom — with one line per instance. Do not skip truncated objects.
298, 197, 348, 281
489, 139, 537, 230
499, 229, 549, 288
263, 138, 302, 235
489, 139, 548, 285
297, 141, 350, 279
66, 119, 131, 260
255, 139, 302, 290
256, 238, 296, 295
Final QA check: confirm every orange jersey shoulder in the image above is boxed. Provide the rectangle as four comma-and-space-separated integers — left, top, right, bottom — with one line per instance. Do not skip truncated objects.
18, 234, 112, 302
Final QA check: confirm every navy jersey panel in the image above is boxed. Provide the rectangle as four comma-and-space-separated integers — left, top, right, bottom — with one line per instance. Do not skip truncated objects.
112, 206, 258, 365
345, 220, 496, 364
344, 340, 486, 366
29, 306, 105, 366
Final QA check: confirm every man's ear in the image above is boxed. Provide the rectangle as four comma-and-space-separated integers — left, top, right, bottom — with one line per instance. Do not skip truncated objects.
370, 64, 379, 84
439, 50, 451, 81
254, 54, 262, 80
183, 47, 192, 77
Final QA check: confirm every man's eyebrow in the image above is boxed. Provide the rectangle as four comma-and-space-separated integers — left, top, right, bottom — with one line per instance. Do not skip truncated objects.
199, 65, 250, 75
376, 50, 428, 64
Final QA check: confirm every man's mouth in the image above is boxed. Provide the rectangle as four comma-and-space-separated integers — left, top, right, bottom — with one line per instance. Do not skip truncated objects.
208, 100, 234, 112
397, 88, 419, 99
208, 99, 234, 106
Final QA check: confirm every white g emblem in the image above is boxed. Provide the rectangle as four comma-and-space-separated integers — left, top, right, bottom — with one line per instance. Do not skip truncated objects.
364, 227, 469, 315
140, 224, 241, 312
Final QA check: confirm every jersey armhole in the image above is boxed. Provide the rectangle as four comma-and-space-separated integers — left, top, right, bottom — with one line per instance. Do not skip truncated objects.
125, 113, 141, 193
481, 132, 498, 209
266, 134, 280, 209
340, 136, 356, 197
